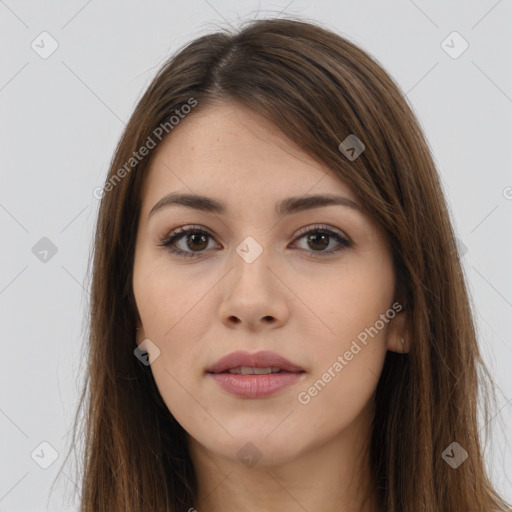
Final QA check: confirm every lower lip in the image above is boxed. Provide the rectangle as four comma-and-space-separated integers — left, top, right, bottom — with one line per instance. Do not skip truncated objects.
208, 372, 305, 398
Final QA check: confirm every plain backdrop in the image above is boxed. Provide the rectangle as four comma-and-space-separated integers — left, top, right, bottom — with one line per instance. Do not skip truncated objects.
0, 1, 511, 510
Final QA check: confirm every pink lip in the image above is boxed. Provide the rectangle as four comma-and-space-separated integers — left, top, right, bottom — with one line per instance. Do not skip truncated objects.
206, 350, 304, 374
206, 350, 306, 399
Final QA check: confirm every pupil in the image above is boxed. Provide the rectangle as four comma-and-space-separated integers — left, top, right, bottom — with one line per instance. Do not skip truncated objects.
187, 233, 208, 251
308, 233, 329, 251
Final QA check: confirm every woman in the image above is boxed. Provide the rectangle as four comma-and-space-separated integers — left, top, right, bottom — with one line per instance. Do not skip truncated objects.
62, 16, 511, 512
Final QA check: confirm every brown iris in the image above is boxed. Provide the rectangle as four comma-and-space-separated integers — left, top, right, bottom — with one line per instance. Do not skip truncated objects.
307, 232, 329, 251
186, 233, 208, 251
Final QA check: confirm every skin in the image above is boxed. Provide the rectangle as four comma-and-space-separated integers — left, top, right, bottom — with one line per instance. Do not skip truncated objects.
133, 101, 410, 512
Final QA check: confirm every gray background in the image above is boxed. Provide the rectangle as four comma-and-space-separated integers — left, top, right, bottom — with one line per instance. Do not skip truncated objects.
1, 1, 511, 510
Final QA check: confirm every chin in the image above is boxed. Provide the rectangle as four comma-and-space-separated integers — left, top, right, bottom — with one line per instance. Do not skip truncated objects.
193, 426, 307, 468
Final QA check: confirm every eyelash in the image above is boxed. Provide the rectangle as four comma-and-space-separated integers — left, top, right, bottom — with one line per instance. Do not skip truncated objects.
158, 224, 352, 259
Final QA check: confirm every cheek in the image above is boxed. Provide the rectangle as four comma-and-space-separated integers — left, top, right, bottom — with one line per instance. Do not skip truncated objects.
296, 262, 392, 412
294, 329, 387, 437
134, 254, 215, 341
302, 258, 394, 344
133, 260, 219, 412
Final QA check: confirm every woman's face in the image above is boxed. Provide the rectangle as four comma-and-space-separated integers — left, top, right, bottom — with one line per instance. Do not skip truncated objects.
133, 101, 407, 467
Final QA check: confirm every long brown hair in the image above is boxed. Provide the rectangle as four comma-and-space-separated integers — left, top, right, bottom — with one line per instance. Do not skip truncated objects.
57, 16, 510, 512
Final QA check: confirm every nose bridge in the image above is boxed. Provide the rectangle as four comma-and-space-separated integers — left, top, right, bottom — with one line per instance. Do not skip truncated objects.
219, 233, 289, 329
231, 233, 274, 296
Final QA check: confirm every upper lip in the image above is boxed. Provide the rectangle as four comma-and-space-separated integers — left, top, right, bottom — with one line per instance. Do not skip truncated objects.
206, 350, 305, 374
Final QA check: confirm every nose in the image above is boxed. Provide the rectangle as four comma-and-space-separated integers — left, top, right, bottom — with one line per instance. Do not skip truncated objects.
218, 249, 290, 332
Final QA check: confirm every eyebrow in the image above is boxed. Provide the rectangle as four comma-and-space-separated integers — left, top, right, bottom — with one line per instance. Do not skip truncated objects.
148, 192, 364, 220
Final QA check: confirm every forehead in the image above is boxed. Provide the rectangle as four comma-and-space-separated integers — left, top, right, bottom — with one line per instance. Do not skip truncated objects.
141, 101, 358, 212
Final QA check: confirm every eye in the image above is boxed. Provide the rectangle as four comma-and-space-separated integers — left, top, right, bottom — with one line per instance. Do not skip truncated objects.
158, 224, 352, 258
158, 225, 219, 258
292, 224, 352, 257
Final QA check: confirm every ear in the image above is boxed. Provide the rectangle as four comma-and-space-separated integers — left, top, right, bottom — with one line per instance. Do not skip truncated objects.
386, 310, 410, 354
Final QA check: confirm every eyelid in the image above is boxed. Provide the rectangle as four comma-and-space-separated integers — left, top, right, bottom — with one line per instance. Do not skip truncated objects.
160, 223, 350, 243
158, 223, 352, 258
293, 223, 350, 243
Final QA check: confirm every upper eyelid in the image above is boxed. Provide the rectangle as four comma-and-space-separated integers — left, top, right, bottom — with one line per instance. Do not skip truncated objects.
163, 223, 350, 246
294, 224, 349, 240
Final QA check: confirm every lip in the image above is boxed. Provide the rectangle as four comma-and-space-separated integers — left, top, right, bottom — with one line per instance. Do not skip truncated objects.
206, 350, 304, 374
206, 350, 306, 399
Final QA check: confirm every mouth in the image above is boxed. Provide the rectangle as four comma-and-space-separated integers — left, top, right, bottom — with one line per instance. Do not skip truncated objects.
206, 351, 306, 399
206, 350, 305, 374
219, 366, 288, 375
